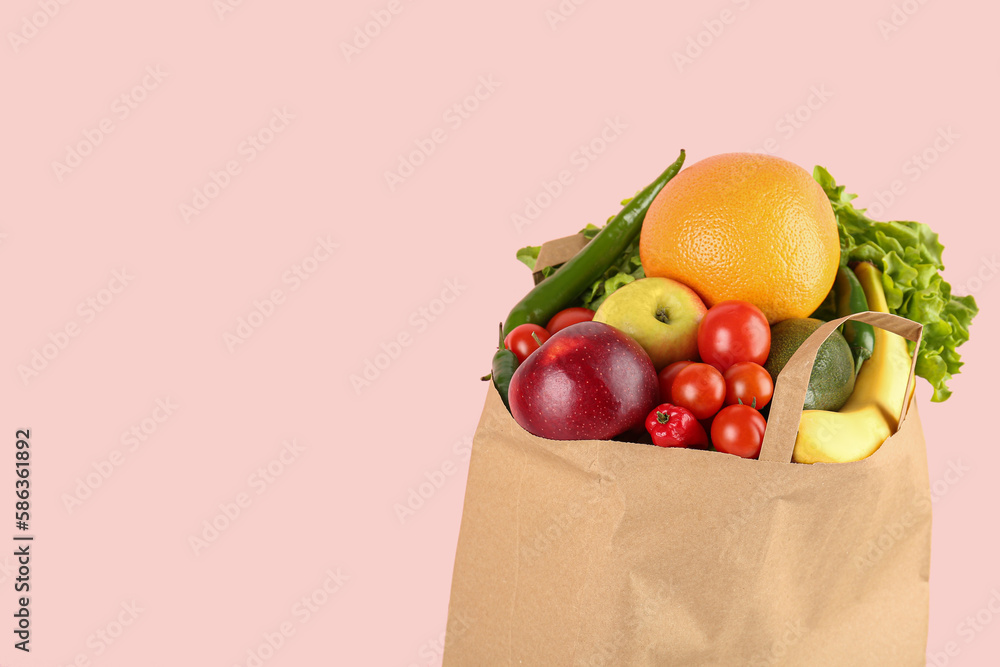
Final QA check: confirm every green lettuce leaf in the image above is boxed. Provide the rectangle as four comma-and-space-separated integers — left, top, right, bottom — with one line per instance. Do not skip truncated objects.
515, 245, 539, 271
814, 166, 978, 401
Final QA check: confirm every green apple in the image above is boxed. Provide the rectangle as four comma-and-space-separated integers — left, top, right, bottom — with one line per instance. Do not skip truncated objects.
593, 277, 706, 370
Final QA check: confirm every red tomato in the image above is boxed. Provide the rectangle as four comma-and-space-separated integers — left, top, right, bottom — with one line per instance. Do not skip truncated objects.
546, 307, 595, 335
504, 324, 550, 363
697, 300, 770, 372
711, 404, 767, 459
657, 361, 694, 403
723, 362, 774, 409
669, 363, 725, 420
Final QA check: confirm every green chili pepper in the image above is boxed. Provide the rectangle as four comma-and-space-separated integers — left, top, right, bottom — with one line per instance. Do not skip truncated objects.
489, 322, 519, 411
502, 150, 686, 336
836, 265, 875, 375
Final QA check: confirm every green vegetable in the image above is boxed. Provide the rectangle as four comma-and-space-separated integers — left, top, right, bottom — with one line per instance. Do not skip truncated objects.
577, 227, 646, 311
488, 323, 518, 411
505, 150, 685, 335
835, 265, 875, 375
814, 166, 978, 401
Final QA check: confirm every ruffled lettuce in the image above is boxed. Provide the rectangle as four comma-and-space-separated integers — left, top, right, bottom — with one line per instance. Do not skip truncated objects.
814, 166, 977, 401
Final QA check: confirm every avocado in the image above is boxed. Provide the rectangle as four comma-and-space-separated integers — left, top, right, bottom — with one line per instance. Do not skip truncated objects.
765, 318, 856, 411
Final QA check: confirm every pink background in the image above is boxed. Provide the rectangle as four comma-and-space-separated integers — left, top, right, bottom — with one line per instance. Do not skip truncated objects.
1, 0, 998, 664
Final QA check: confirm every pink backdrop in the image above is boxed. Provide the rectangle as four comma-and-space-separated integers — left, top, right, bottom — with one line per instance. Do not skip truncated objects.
2, 0, 997, 664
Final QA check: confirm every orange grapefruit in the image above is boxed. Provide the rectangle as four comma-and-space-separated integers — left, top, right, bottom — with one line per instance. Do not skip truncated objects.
639, 153, 839, 324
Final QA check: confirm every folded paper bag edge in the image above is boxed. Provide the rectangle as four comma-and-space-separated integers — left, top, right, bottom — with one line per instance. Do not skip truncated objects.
532, 233, 589, 284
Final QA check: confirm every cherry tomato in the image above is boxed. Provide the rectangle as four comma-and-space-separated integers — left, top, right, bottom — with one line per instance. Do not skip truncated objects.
546, 307, 595, 335
669, 363, 725, 420
657, 361, 693, 403
723, 362, 774, 409
711, 404, 767, 459
504, 324, 550, 363
697, 300, 770, 372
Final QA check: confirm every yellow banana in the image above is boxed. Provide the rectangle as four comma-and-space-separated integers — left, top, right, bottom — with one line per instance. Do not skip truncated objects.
792, 263, 913, 463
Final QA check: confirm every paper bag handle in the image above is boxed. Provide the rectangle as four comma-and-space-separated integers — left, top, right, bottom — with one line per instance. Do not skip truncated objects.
532, 233, 590, 284
757, 312, 923, 464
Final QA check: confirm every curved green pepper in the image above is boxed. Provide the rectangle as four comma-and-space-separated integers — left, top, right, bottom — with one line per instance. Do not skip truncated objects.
489, 323, 519, 411
836, 265, 875, 374
502, 150, 686, 336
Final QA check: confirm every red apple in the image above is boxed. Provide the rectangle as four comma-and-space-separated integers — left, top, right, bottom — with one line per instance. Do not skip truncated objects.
508, 321, 659, 440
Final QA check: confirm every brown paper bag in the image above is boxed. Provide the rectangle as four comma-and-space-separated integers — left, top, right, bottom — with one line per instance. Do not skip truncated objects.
532, 233, 590, 284
444, 303, 931, 664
